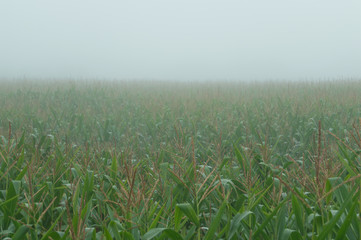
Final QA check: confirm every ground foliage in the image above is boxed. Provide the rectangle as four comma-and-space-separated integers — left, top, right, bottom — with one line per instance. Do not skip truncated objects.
1, 80, 361, 239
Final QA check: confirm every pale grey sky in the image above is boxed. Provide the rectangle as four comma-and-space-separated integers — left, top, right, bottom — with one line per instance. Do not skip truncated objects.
1, 0, 360, 81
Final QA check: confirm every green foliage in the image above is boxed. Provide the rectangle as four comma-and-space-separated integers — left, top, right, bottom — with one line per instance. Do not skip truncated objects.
1, 80, 361, 239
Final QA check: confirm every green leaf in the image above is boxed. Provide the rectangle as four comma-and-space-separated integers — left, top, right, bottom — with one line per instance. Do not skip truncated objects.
281, 229, 303, 240
12, 225, 29, 240
327, 177, 349, 205
149, 203, 166, 229
184, 225, 197, 240
253, 195, 290, 239
292, 194, 304, 235
174, 203, 182, 231
228, 211, 254, 240
143, 228, 183, 240
2, 180, 19, 228
15, 165, 28, 180
334, 198, 358, 240
317, 184, 357, 240
119, 231, 135, 240
176, 203, 200, 227
44, 231, 62, 240
233, 145, 247, 171
109, 221, 121, 240
335, 143, 357, 176
204, 200, 227, 240
276, 205, 287, 240
16, 147, 25, 168
219, 157, 230, 171
110, 155, 117, 181
80, 200, 92, 221
103, 226, 113, 240
41, 210, 65, 240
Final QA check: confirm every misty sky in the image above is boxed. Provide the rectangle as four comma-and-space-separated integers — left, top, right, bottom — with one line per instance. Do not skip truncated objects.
1, 0, 361, 81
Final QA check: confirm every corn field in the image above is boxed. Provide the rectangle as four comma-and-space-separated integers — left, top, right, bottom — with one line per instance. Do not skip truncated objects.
1, 80, 361, 239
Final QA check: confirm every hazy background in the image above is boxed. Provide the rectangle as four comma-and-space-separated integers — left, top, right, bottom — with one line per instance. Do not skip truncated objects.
1, 0, 360, 81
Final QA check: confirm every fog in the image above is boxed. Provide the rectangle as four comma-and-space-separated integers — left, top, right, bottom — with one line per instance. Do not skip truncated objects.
1, 0, 360, 81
